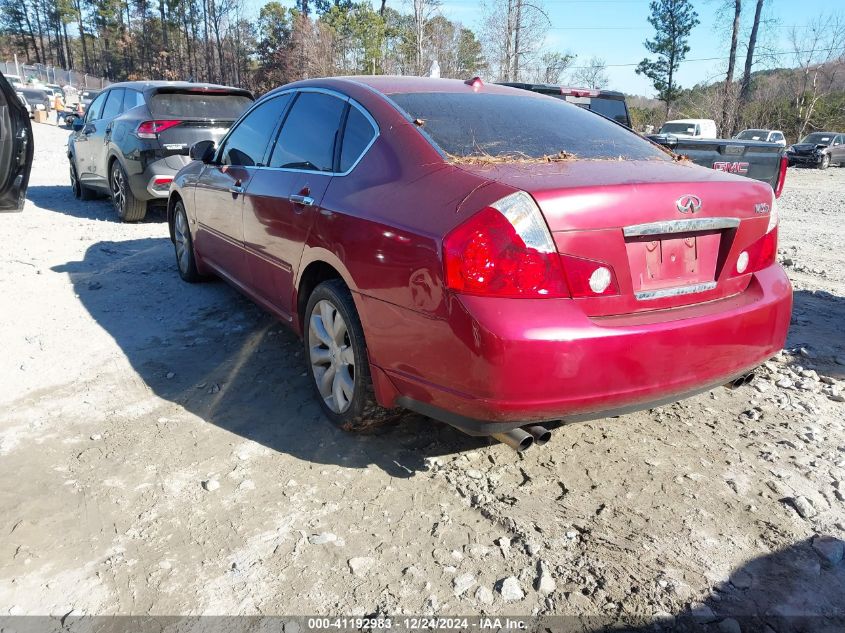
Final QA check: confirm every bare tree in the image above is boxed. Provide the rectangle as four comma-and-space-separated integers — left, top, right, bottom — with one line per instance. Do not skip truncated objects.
719, 0, 741, 134
789, 14, 845, 138
738, 0, 763, 105
411, 0, 440, 74
481, 0, 549, 81
571, 56, 609, 89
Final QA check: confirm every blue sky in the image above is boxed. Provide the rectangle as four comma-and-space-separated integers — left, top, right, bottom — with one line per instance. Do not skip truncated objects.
244, 0, 837, 96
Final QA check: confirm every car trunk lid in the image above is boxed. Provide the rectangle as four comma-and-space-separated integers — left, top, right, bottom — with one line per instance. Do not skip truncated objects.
457, 160, 775, 316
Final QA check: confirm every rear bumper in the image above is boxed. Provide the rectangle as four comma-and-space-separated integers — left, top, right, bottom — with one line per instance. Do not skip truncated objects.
126, 154, 191, 201
365, 265, 792, 433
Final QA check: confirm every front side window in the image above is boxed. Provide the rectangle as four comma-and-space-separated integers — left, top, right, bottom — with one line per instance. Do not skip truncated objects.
101, 88, 125, 120
269, 92, 346, 171
85, 92, 108, 122
220, 93, 292, 167
391, 92, 668, 161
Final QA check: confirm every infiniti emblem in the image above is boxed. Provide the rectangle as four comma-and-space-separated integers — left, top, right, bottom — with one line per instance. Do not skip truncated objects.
676, 194, 702, 214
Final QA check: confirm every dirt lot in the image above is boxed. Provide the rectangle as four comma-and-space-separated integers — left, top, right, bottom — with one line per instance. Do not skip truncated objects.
1, 123, 844, 628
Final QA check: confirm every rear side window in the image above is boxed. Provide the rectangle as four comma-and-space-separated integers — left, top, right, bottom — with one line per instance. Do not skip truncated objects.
149, 92, 253, 119
269, 92, 346, 171
220, 94, 292, 167
124, 89, 145, 110
340, 106, 377, 172
390, 92, 666, 161
101, 88, 124, 119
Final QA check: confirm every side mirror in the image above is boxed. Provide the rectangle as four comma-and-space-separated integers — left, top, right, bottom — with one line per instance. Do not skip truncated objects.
72, 118, 84, 132
190, 140, 216, 163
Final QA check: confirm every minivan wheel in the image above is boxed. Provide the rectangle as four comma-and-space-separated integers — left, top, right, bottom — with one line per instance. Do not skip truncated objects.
819, 154, 830, 170
110, 161, 147, 222
304, 280, 393, 432
173, 201, 202, 283
70, 161, 95, 200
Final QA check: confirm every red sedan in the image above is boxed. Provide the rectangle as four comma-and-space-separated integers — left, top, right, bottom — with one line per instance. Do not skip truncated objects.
168, 77, 792, 449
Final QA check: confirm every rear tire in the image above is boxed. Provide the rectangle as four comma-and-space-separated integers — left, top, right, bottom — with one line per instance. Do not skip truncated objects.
110, 161, 147, 222
172, 201, 202, 283
70, 161, 96, 200
304, 280, 395, 432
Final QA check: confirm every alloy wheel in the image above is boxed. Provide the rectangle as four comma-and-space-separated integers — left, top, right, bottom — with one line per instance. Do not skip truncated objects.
111, 165, 126, 214
174, 207, 191, 274
309, 299, 355, 414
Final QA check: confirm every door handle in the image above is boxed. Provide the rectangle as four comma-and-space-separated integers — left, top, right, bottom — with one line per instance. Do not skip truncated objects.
229, 183, 245, 195
289, 194, 315, 206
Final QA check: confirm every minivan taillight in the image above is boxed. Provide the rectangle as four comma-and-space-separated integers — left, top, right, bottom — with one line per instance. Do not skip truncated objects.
443, 192, 568, 298
136, 120, 182, 139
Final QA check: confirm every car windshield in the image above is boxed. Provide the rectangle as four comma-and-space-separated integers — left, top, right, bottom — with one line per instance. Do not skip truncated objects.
149, 92, 253, 119
799, 133, 833, 145
389, 92, 666, 160
660, 122, 697, 135
736, 130, 768, 140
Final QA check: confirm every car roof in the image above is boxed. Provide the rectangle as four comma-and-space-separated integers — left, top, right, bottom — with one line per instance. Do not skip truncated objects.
104, 80, 250, 94
326, 75, 542, 97
665, 119, 713, 124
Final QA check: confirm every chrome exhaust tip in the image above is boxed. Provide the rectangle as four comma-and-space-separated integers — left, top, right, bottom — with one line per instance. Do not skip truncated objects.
725, 371, 755, 390
524, 425, 552, 446
492, 428, 534, 452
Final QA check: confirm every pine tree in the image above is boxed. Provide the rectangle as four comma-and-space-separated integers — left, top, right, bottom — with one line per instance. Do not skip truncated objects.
635, 0, 699, 115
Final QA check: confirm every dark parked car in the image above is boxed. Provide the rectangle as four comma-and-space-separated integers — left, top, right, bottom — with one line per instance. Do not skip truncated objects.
0, 73, 33, 212
167, 77, 791, 450
786, 132, 845, 169
18, 87, 51, 113
67, 81, 253, 221
497, 82, 632, 128
79, 89, 101, 109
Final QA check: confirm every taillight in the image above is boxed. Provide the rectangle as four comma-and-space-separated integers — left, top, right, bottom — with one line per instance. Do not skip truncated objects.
774, 155, 787, 198
136, 120, 182, 139
740, 198, 779, 274
443, 192, 568, 298
559, 255, 620, 297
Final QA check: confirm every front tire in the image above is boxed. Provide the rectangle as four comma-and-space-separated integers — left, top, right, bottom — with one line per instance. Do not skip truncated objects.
173, 201, 202, 283
110, 161, 147, 222
819, 154, 830, 170
304, 280, 393, 432
70, 161, 95, 200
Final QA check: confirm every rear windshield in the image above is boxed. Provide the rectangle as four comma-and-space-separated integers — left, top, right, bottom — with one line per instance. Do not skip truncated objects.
661, 122, 697, 135
574, 97, 629, 127
389, 92, 665, 160
150, 92, 253, 119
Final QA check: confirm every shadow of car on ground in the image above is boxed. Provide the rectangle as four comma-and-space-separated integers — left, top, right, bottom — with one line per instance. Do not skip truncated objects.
52, 236, 488, 478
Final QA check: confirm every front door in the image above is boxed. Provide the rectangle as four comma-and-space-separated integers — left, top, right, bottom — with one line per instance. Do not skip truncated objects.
73, 91, 108, 187
0, 73, 33, 212
193, 94, 293, 288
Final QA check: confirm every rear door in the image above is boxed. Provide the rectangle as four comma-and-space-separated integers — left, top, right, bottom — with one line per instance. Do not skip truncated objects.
243, 90, 350, 316
94, 88, 125, 178
0, 73, 33, 212
193, 95, 288, 287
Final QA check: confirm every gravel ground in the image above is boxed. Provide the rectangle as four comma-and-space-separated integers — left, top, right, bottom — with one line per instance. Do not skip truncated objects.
1, 123, 844, 628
